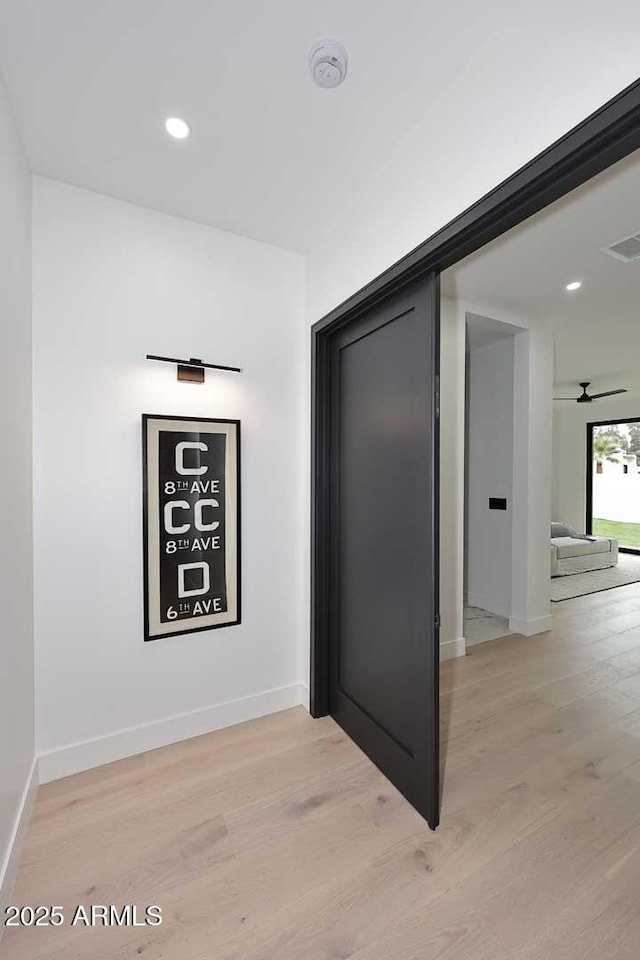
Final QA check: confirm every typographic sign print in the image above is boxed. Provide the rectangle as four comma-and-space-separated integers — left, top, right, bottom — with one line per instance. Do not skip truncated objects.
143, 416, 240, 641
159, 430, 227, 622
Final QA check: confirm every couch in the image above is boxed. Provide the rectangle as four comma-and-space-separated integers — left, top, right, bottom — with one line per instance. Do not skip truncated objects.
550, 522, 618, 578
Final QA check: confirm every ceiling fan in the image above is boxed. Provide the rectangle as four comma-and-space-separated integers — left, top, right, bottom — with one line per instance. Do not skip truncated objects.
554, 381, 628, 403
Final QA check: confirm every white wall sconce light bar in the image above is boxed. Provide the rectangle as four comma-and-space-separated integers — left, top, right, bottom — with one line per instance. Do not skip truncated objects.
146, 354, 242, 384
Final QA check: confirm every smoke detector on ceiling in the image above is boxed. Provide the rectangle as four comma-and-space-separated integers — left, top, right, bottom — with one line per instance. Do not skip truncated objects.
309, 40, 348, 89
602, 232, 640, 262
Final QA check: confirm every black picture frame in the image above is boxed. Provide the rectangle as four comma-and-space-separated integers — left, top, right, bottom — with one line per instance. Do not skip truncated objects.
142, 414, 241, 641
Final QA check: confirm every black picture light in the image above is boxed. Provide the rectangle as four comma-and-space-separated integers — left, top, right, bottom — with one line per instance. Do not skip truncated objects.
146, 354, 242, 384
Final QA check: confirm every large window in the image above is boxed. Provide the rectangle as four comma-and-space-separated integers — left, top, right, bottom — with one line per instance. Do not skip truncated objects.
587, 418, 640, 553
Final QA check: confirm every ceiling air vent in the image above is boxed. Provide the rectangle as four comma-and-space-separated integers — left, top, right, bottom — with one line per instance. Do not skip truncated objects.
602, 233, 640, 262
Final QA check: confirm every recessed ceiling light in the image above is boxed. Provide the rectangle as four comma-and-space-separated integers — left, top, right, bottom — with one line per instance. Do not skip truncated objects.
165, 117, 190, 140
565, 281, 582, 292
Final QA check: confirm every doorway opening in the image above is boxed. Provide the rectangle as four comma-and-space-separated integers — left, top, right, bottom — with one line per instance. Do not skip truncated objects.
311, 77, 640, 828
587, 417, 640, 554
463, 314, 519, 647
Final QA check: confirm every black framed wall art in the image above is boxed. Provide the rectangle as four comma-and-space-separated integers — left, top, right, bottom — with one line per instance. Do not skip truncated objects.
142, 415, 241, 641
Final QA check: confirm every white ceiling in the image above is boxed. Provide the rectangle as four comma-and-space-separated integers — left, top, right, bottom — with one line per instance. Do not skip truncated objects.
443, 149, 640, 398
0, 0, 494, 252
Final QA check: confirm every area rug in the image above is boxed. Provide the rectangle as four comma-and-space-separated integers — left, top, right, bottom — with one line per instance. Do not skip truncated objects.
551, 554, 640, 602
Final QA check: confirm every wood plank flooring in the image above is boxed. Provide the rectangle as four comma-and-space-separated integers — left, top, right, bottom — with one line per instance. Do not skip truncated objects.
5, 582, 640, 959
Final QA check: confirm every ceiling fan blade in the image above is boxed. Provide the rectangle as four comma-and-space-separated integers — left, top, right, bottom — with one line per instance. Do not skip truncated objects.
589, 388, 628, 399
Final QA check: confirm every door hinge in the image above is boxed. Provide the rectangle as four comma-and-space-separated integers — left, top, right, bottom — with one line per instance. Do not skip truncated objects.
435, 375, 440, 419
435, 613, 441, 629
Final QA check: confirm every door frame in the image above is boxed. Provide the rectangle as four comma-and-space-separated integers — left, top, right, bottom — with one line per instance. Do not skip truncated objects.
586, 416, 640, 556
311, 76, 640, 718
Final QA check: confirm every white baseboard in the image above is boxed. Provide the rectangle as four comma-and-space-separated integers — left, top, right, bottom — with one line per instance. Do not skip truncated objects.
0, 759, 39, 939
509, 614, 553, 637
440, 637, 466, 661
38, 683, 306, 784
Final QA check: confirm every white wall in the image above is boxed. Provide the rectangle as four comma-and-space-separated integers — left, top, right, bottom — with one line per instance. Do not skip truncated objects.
461, 316, 554, 640
466, 336, 514, 618
32, 178, 306, 780
427, 302, 553, 658
363, 293, 551, 671
553, 396, 640, 531
439, 298, 466, 660
511, 324, 554, 635
593, 475, 640, 524
0, 75, 35, 909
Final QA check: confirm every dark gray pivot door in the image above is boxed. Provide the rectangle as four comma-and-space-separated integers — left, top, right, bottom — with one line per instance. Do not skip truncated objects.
329, 273, 440, 828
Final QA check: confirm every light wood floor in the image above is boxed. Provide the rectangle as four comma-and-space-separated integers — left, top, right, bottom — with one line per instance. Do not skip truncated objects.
5, 585, 640, 959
